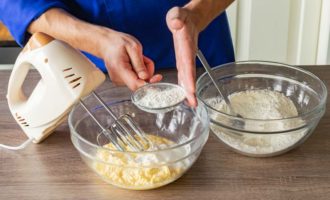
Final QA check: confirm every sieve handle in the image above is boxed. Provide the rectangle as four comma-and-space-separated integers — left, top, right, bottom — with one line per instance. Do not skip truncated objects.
196, 49, 243, 119
196, 49, 231, 106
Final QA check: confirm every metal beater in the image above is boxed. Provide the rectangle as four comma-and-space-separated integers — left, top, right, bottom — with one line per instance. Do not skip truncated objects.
79, 92, 153, 151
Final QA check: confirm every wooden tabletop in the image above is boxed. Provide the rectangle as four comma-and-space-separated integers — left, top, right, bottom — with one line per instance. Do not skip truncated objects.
1, 66, 330, 200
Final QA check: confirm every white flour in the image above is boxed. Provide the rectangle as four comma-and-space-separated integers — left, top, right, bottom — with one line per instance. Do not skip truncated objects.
209, 89, 307, 155
136, 87, 186, 108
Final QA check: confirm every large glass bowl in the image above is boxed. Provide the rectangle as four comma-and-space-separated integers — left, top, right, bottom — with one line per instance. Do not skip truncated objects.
69, 86, 209, 190
197, 61, 327, 157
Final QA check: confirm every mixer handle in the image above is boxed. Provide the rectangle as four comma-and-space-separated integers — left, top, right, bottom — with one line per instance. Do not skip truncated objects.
7, 61, 32, 105
7, 32, 54, 106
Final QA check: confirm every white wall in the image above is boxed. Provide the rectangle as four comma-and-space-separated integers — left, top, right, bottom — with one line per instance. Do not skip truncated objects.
227, 0, 330, 65
318, 0, 330, 64
328, 34, 330, 63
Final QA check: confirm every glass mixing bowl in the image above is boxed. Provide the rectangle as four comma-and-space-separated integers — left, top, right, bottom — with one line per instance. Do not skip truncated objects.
197, 61, 327, 157
69, 86, 209, 190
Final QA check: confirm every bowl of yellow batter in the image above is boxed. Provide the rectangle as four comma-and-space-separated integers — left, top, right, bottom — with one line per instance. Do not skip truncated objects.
69, 86, 209, 190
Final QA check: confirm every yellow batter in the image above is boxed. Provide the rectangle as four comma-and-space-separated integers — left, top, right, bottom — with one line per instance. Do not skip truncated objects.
93, 135, 185, 190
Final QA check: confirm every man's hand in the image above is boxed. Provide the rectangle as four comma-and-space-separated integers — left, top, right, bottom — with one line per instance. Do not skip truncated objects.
99, 29, 162, 90
166, 0, 234, 107
166, 7, 198, 107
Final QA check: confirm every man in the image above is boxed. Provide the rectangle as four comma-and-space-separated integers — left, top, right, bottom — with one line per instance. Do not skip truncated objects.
0, 0, 235, 106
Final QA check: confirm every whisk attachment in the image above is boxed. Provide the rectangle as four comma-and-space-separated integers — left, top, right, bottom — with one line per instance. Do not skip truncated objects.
79, 92, 153, 152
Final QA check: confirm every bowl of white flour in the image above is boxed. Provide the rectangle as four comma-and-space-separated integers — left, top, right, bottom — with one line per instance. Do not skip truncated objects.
196, 61, 327, 157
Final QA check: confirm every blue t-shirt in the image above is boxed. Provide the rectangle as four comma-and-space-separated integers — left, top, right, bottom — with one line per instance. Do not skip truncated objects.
0, 0, 235, 72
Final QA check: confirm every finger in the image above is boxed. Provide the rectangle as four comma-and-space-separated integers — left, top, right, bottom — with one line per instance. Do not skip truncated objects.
186, 92, 197, 107
173, 33, 197, 107
166, 6, 198, 107
178, 71, 197, 107
126, 43, 149, 80
180, 66, 197, 107
166, 7, 188, 31
119, 62, 147, 91
149, 74, 163, 83
143, 56, 155, 77
144, 56, 163, 83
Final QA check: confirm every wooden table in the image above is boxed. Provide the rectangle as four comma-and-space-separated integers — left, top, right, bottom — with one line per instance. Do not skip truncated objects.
1, 66, 330, 200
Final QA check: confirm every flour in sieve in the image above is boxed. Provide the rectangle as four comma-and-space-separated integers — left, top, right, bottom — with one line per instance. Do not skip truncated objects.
209, 89, 307, 155
136, 87, 186, 108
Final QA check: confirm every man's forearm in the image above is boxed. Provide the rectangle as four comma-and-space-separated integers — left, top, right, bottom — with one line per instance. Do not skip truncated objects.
185, 0, 234, 31
28, 8, 107, 58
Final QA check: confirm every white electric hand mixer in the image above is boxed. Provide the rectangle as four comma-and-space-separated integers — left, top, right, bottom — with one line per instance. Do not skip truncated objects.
2, 32, 151, 151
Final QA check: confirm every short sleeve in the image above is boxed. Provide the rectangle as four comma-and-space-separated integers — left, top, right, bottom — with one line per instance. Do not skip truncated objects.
0, 0, 70, 46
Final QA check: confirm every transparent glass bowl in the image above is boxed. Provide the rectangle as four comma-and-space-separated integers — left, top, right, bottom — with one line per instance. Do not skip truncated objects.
69, 86, 209, 190
197, 61, 327, 157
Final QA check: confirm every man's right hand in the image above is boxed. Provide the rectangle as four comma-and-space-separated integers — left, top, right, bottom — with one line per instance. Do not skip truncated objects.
99, 29, 162, 90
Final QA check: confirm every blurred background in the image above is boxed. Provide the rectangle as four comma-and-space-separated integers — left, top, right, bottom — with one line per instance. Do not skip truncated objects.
0, 0, 329, 69
227, 0, 330, 65
0, 21, 20, 69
